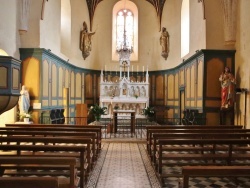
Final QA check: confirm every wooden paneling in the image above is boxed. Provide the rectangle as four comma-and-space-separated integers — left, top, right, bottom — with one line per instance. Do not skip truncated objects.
52, 64, 57, 98
70, 71, 75, 98
76, 73, 81, 98
0, 66, 7, 88
197, 60, 203, 98
156, 75, 164, 99
206, 112, 220, 125
42, 60, 49, 97
179, 68, 185, 86
206, 58, 223, 98
58, 67, 63, 97
85, 74, 93, 98
174, 74, 178, 99
167, 74, 174, 99
12, 68, 19, 89
75, 104, 87, 125
190, 64, 195, 99
65, 69, 69, 88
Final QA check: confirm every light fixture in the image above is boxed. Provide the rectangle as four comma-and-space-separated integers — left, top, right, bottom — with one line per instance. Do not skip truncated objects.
116, 9, 133, 66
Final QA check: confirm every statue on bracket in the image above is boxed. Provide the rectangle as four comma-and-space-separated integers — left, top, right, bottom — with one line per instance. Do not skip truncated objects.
80, 22, 95, 60
160, 27, 169, 60
219, 66, 235, 109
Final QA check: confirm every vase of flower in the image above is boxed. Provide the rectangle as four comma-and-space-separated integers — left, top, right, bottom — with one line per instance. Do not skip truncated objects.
95, 115, 101, 121
23, 117, 29, 122
88, 104, 107, 122
142, 106, 155, 122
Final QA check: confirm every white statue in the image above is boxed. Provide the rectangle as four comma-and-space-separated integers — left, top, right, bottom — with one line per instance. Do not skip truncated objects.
19, 85, 30, 114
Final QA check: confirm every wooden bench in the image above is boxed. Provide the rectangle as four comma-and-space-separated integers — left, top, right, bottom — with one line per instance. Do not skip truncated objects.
0, 136, 91, 188
146, 125, 242, 141
0, 177, 59, 188
156, 139, 250, 183
151, 132, 250, 163
181, 166, 250, 188
147, 128, 249, 158
0, 130, 99, 162
0, 156, 77, 188
5, 124, 102, 152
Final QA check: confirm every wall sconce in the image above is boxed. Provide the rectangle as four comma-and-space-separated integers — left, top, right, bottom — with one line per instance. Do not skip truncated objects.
0, 56, 21, 115
235, 88, 248, 129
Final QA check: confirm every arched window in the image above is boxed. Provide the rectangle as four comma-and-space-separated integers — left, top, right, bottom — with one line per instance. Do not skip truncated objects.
112, 0, 138, 61
116, 9, 134, 50
181, 0, 190, 57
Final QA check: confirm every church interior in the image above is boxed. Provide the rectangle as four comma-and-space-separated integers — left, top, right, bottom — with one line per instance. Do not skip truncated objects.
0, 0, 250, 187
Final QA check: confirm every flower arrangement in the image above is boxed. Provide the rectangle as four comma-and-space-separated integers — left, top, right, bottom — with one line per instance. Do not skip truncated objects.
18, 111, 33, 121
142, 106, 155, 117
88, 104, 107, 121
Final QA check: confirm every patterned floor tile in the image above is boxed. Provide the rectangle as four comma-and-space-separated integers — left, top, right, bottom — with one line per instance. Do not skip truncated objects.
86, 139, 250, 188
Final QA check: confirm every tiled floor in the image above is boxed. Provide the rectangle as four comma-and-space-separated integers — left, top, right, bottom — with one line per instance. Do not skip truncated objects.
86, 142, 161, 188
87, 140, 250, 188
96, 143, 152, 188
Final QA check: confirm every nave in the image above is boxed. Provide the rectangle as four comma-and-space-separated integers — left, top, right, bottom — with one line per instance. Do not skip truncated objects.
86, 140, 250, 188
86, 142, 161, 188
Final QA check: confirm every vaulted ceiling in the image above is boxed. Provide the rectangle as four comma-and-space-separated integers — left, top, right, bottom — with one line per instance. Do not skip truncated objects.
86, 0, 166, 31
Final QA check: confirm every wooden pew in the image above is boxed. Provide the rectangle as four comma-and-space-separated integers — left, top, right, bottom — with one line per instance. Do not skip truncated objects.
156, 139, 250, 183
146, 125, 242, 142
5, 124, 102, 152
0, 130, 98, 162
0, 177, 59, 188
147, 128, 249, 158
181, 166, 250, 188
0, 156, 77, 188
151, 132, 250, 163
0, 136, 91, 188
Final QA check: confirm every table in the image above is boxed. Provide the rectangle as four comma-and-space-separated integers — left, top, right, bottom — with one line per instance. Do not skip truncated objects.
113, 110, 135, 134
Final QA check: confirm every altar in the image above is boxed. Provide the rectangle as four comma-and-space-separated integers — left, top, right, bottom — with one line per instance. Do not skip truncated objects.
100, 66, 149, 117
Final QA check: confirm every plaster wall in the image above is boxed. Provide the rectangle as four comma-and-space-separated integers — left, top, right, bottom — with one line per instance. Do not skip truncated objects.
0, 0, 20, 58
20, 0, 42, 48
205, 0, 232, 50
235, 0, 250, 129
70, 0, 89, 68
40, 0, 61, 57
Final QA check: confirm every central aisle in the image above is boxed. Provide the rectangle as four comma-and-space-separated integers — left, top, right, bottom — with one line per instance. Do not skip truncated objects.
96, 143, 152, 188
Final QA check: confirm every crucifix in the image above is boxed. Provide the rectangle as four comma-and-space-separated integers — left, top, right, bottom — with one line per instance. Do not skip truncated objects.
122, 61, 127, 78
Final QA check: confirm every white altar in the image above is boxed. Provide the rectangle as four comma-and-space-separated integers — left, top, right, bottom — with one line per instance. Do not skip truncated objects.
100, 68, 149, 119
